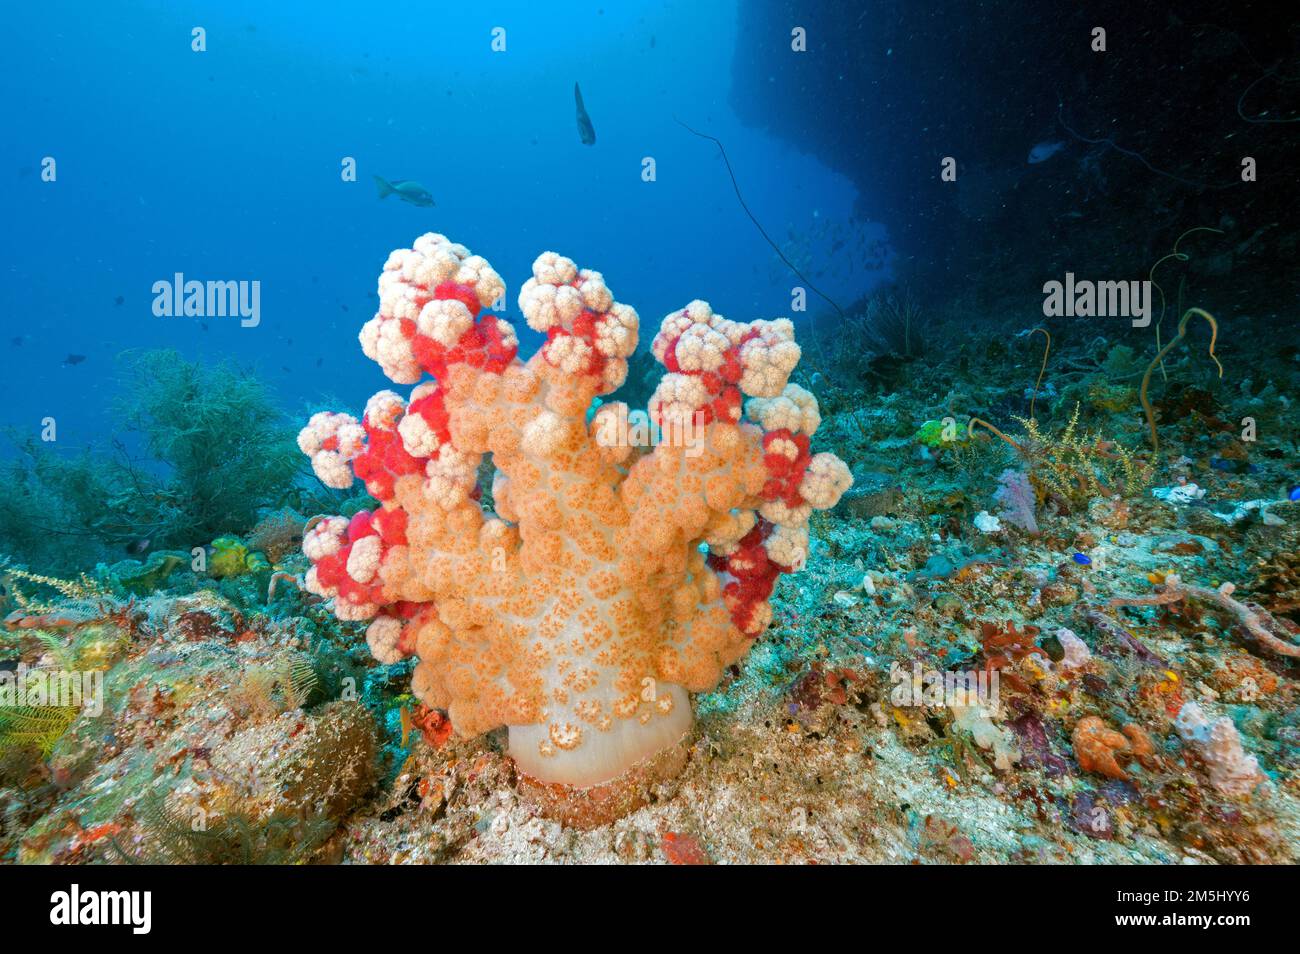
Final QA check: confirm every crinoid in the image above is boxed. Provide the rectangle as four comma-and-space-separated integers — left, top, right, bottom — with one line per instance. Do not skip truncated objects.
110, 787, 334, 865
0, 705, 80, 761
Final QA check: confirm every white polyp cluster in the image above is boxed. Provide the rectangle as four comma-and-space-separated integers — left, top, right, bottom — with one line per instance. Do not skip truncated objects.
799, 453, 855, 508
297, 412, 366, 489
737, 319, 801, 397
418, 298, 474, 347
673, 321, 733, 372
652, 302, 801, 397
361, 233, 505, 382
345, 535, 384, 583
422, 444, 480, 508
521, 409, 569, 458
647, 374, 710, 429
765, 523, 811, 568
365, 616, 406, 666
594, 304, 638, 364
364, 390, 406, 429
651, 299, 715, 362
303, 518, 349, 599
302, 516, 348, 563
517, 251, 639, 393
397, 413, 440, 458
751, 383, 850, 570
746, 383, 822, 435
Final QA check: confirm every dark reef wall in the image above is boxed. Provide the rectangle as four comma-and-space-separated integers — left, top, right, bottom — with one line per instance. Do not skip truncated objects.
732, 1, 1299, 321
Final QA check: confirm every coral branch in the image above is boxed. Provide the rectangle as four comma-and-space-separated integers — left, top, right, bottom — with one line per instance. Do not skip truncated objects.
1110, 574, 1300, 659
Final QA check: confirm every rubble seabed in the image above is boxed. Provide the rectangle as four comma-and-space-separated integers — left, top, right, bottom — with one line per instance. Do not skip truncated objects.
4, 330, 1299, 866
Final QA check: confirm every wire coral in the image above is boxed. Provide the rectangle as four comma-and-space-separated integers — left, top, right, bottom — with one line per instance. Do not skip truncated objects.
1148, 227, 1224, 381
1139, 308, 1224, 454
296, 232, 852, 819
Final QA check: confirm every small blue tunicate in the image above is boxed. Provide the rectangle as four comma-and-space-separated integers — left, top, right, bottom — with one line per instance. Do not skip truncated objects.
1290, 486, 1300, 502
1072, 552, 1092, 566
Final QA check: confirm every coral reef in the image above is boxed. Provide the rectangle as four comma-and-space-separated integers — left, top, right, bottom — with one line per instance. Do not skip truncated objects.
295, 233, 850, 809
3, 240, 1298, 867
0, 351, 307, 573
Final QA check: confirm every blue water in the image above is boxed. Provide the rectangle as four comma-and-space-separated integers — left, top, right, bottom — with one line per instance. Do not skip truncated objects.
2, 0, 889, 450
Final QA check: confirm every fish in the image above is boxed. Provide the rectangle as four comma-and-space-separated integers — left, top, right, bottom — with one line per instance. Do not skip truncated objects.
125, 537, 151, 556
1028, 140, 1066, 164
574, 82, 596, 145
63, 354, 86, 366
11, 336, 22, 346
373, 176, 435, 207
114, 295, 124, 306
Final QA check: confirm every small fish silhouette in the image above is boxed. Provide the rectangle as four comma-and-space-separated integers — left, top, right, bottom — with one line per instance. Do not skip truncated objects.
63, 354, 86, 366
1028, 140, 1066, 164
114, 295, 125, 306
374, 176, 435, 207
574, 82, 596, 145
125, 537, 151, 556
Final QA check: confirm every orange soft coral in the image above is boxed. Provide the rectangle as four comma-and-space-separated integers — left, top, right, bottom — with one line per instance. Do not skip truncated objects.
299, 233, 852, 794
